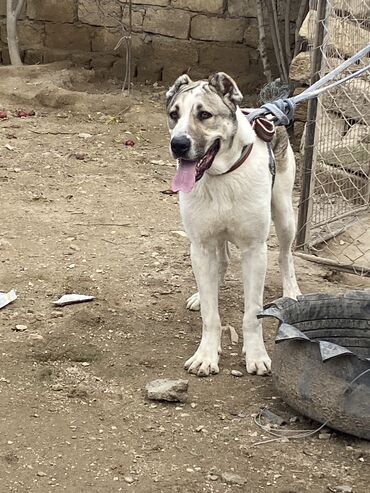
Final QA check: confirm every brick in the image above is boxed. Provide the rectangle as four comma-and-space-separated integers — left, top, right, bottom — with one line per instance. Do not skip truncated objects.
45, 23, 92, 51
191, 15, 245, 42
171, 0, 224, 14
78, 0, 121, 27
143, 7, 191, 39
132, 0, 169, 5
228, 0, 257, 17
27, 0, 76, 23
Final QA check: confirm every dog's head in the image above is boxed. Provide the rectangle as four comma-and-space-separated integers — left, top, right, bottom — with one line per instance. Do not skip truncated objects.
166, 72, 244, 192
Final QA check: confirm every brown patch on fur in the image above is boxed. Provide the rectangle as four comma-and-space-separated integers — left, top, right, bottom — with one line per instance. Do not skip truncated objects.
271, 126, 289, 173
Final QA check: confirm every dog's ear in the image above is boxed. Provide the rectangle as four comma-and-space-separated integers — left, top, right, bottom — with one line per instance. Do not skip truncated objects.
166, 74, 192, 106
208, 72, 243, 107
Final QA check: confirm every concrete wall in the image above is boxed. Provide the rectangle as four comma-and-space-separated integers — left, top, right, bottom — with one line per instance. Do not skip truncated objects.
0, 1, 296, 90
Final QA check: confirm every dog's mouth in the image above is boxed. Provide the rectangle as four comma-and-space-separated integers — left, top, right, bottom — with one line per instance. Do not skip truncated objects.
171, 139, 220, 193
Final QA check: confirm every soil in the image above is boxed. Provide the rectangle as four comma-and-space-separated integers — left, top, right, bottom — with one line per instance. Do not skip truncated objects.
0, 64, 369, 493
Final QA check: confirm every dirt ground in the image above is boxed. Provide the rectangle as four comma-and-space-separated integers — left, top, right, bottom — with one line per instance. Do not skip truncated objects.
0, 64, 369, 493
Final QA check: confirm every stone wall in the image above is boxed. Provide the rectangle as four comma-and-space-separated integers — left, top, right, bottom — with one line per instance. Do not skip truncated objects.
0, 0, 296, 91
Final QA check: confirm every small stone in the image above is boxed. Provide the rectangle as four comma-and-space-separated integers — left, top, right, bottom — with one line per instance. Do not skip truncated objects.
81, 362, 90, 367
231, 370, 243, 377
14, 324, 27, 332
145, 378, 188, 403
124, 475, 134, 484
29, 334, 44, 341
319, 432, 331, 440
51, 384, 63, 392
195, 426, 204, 432
78, 133, 92, 139
328, 486, 353, 493
208, 474, 219, 481
221, 472, 247, 485
37, 471, 47, 477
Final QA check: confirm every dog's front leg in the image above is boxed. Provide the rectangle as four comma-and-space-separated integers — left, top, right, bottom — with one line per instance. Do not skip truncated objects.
241, 242, 271, 376
184, 243, 221, 377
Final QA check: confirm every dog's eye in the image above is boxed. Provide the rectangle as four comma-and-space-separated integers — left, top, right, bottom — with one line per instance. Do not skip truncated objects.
199, 111, 213, 120
169, 110, 179, 120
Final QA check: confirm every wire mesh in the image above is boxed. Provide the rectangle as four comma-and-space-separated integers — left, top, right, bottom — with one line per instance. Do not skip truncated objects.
297, 0, 370, 274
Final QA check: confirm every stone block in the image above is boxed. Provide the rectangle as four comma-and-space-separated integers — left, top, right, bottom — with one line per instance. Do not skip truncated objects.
91, 27, 120, 52
191, 15, 245, 42
342, 123, 370, 147
171, 0, 224, 14
228, 0, 257, 17
332, 0, 370, 18
132, 0, 169, 5
24, 49, 44, 65
123, 8, 144, 31
78, 0, 121, 27
152, 36, 198, 66
91, 54, 118, 69
27, 0, 76, 23
322, 79, 370, 120
300, 10, 370, 58
136, 59, 162, 82
292, 87, 309, 122
45, 23, 92, 51
243, 18, 259, 49
197, 42, 250, 77
143, 7, 191, 39
18, 22, 45, 50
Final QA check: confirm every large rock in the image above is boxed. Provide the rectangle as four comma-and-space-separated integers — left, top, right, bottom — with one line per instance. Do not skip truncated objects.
27, 0, 76, 23
143, 7, 191, 39
332, 0, 370, 18
322, 79, 370, 120
300, 110, 347, 154
228, 0, 257, 17
45, 23, 92, 51
342, 123, 370, 147
145, 379, 189, 403
191, 15, 245, 42
78, 0, 121, 27
300, 10, 370, 58
171, 0, 224, 13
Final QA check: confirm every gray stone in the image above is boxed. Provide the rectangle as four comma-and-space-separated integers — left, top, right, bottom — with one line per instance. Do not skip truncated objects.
300, 10, 370, 58
171, 0, 224, 13
143, 7, 191, 39
132, 0, 169, 5
191, 15, 246, 42
332, 0, 369, 18
329, 486, 353, 493
342, 123, 370, 147
78, 0, 121, 27
243, 18, 259, 49
27, 0, 75, 23
45, 23, 92, 51
228, 0, 256, 17
221, 472, 247, 485
145, 378, 189, 403
322, 79, 370, 120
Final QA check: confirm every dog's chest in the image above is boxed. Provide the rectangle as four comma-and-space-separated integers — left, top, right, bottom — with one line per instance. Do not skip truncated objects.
179, 174, 271, 244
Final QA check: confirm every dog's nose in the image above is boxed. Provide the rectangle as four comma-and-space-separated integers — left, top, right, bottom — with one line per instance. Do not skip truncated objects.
171, 136, 191, 157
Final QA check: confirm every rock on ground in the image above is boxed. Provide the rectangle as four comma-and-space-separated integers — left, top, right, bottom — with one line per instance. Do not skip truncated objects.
145, 378, 189, 403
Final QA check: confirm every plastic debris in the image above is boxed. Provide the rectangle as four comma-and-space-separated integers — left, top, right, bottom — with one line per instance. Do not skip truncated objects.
0, 289, 17, 309
53, 294, 95, 306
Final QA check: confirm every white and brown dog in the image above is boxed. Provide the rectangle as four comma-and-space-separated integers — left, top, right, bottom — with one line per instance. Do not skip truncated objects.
166, 72, 301, 377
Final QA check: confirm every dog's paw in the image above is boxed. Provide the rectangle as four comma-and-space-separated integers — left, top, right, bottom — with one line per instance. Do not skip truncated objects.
184, 350, 219, 377
243, 346, 271, 376
186, 292, 200, 311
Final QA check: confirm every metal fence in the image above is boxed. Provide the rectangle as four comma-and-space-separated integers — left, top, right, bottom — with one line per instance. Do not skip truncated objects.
296, 0, 370, 275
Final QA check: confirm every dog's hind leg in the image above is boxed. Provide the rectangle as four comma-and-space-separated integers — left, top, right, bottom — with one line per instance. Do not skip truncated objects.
272, 150, 301, 299
241, 242, 271, 375
186, 242, 230, 311
184, 243, 222, 376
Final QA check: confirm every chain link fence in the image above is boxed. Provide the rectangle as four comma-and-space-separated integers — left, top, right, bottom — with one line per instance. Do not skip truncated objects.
295, 0, 370, 275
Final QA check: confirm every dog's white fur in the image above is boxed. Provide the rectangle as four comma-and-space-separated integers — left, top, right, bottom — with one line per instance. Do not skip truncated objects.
167, 73, 301, 377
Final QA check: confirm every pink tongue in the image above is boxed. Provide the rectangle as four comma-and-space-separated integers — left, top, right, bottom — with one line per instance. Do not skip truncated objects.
171, 162, 197, 193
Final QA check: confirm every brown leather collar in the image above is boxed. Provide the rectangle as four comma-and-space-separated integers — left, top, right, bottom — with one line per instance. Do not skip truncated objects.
221, 143, 254, 175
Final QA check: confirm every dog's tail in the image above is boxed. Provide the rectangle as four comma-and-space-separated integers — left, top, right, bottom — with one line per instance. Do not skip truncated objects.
258, 78, 294, 105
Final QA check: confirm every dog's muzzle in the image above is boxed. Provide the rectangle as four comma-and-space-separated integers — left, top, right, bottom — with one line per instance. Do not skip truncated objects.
170, 135, 191, 158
